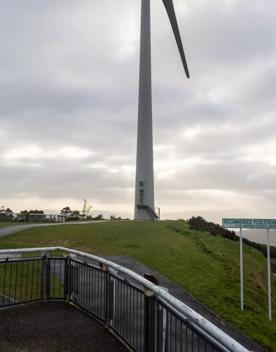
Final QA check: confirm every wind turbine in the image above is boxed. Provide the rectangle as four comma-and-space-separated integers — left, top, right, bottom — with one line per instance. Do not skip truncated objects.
134, 0, 190, 220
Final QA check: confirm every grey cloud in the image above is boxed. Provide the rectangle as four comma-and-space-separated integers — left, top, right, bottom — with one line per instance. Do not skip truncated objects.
1, 0, 276, 220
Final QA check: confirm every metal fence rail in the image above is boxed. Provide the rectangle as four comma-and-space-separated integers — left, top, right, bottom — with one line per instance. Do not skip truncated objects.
69, 258, 107, 321
47, 257, 66, 300
156, 299, 221, 352
111, 274, 145, 351
0, 257, 42, 306
0, 247, 249, 352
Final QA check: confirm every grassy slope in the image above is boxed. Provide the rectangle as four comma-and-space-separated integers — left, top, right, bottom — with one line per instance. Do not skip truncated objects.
0, 220, 274, 350
0, 222, 39, 228
0, 222, 15, 228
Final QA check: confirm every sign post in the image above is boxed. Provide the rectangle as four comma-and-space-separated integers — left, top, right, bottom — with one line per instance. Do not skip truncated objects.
240, 227, 244, 311
267, 227, 272, 321
222, 218, 274, 320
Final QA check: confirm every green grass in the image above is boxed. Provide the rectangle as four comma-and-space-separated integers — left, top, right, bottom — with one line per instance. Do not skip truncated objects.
0, 220, 274, 350
0, 260, 41, 302
0, 222, 15, 228
0, 222, 40, 228
0, 260, 62, 302
271, 258, 276, 274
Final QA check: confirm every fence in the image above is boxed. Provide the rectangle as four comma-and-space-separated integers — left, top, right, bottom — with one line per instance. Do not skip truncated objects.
0, 247, 249, 352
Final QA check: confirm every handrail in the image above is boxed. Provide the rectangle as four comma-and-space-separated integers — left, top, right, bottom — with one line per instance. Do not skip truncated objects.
0, 246, 250, 352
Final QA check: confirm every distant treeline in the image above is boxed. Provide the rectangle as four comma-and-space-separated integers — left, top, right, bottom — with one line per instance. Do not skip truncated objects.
187, 216, 276, 259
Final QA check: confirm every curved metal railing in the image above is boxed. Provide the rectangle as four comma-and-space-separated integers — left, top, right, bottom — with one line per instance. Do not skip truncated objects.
0, 247, 249, 352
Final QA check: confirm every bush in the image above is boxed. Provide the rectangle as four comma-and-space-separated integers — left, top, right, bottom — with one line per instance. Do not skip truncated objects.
187, 216, 276, 259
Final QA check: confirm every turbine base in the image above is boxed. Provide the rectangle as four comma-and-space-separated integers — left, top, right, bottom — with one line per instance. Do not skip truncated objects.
135, 205, 159, 221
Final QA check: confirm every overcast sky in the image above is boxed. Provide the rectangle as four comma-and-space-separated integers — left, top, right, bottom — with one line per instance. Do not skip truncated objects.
0, 0, 276, 221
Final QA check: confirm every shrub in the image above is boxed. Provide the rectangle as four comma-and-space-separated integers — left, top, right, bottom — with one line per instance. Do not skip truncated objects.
187, 216, 276, 259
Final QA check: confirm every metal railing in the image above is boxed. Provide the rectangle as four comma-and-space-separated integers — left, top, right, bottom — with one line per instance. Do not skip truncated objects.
0, 247, 249, 352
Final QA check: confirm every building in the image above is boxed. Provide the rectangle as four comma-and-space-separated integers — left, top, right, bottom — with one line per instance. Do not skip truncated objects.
0, 212, 13, 222
27, 213, 66, 223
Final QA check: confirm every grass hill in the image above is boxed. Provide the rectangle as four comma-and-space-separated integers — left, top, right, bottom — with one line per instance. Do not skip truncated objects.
0, 220, 275, 350
0, 222, 15, 228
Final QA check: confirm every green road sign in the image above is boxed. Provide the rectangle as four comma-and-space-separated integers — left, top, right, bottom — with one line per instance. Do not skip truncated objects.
222, 218, 276, 229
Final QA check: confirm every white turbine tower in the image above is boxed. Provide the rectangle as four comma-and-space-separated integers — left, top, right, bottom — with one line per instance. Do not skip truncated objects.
134, 0, 190, 220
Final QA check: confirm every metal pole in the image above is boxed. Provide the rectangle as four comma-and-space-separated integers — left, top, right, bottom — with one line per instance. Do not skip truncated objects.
240, 227, 244, 311
144, 274, 158, 352
135, 0, 155, 220
267, 227, 272, 321
64, 255, 70, 301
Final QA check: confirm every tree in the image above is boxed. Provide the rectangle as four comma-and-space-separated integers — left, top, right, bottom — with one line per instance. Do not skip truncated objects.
110, 215, 122, 221
61, 207, 72, 216
187, 216, 276, 259
95, 214, 104, 220
65, 209, 80, 221
71, 210, 80, 217
29, 210, 44, 214
0, 206, 13, 213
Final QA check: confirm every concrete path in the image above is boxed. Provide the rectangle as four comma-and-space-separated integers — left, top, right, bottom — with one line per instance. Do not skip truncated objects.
0, 302, 127, 352
0, 221, 105, 238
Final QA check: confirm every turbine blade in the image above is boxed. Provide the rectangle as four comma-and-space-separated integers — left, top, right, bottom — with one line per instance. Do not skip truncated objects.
162, 0, 190, 78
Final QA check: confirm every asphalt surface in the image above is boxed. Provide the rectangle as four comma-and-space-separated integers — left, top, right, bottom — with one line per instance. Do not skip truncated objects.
0, 302, 128, 352
0, 221, 105, 238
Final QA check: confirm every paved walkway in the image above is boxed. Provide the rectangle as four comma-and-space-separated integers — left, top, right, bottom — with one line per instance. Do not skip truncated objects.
0, 221, 105, 238
0, 302, 127, 352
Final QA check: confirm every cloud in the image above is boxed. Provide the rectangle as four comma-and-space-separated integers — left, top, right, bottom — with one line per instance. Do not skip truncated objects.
1, 0, 276, 221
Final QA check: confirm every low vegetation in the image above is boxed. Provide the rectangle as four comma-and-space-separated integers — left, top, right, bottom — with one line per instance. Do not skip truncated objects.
188, 216, 276, 258
0, 222, 15, 228
0, 260, 62, 303
0, 220, 275, 350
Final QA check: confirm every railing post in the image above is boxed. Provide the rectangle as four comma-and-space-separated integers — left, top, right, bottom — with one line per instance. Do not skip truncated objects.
64, 255, 70, 301
41, 255, 44, 300
45, 255, 50, 299
144, 274, 159, 352
41, 254, 46, 301
68, 254, 79, 300
108, 275, 115, 326
101, 263, 113, 327
107, 268, 118, 329
156, 294, 168, 352
41, 253, 50, 301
